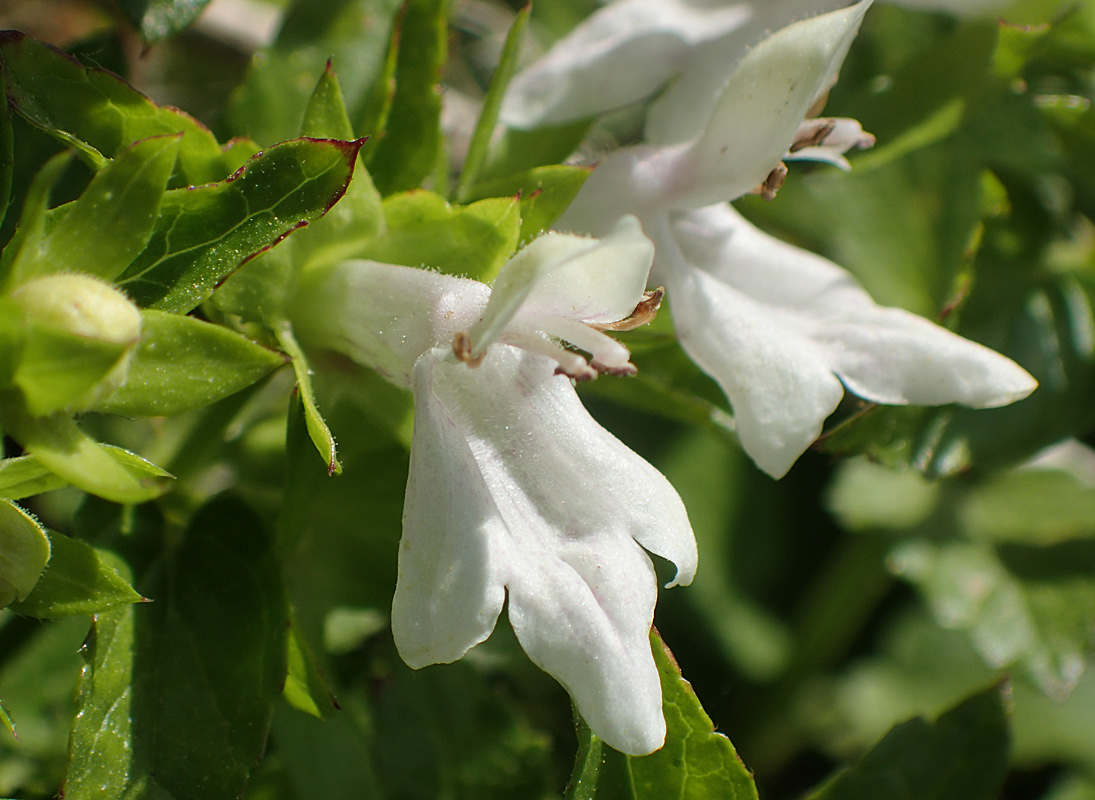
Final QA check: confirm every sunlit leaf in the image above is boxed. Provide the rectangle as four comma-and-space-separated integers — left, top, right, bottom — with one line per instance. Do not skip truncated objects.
465, 164, 590, 243
0, 499, 50, 607
566, 630, 759, 799
92, 310, 286, 418
11, 531, 142, 619
118, 137, 364, 313
0, 456, 67, 500
0, 31, 238, 184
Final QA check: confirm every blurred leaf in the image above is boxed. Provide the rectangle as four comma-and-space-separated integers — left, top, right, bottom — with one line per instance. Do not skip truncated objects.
11, 531, 141, 619
279, 329, 340, 475
6, 135, 179, 287
93, 310, 286, 418
361, 191, 520, 281
117, 0, 213, 43
228, 0, 402, 146
0, 616, 86, 797
0, 31, 238, 184
827, 458, 941, 532
466, 164, 591, 243
0, 499, 50, 606
806, 686, 1010, 800
480, 120, 593, 184
0, 456, 67, 500
890, 539, 1095, 699
366, 0, 447, 195
7, 412, 172, 505
960, 467, 1095, 544
0, 89, 11, 228
118, 137, 364, 313
62, 496, 289, 799
456, 4, 530, 203
566, 631, 759, 799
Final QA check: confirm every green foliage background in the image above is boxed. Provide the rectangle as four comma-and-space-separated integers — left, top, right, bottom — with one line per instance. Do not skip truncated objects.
0, 0, 1093, 798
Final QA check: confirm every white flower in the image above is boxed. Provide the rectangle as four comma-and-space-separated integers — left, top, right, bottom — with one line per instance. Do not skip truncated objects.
293, 218, 697, 755
506, 0, 1036, 477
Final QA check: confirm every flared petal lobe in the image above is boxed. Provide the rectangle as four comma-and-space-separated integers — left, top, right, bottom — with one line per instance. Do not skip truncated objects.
500, 0, 751, 128
394, 345, 696, 754
653, 205, 1037, 477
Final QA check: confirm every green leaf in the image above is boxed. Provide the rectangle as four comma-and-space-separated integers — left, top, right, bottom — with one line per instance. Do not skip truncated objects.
0, 150, 74, 289
6, 134, 180, 286
361, 191, 520, 281
92, 309, 286, 417
365, 0, 447, 195
455, 4, 530, 203
227, 0, 402, 147
959, 466, 1095, 545
566, 630, 759, 800
465, 164, 591, 243
118, 137, 364, 313
806, 686, 1010, 800
117, 0, 214, 43
0, 498, 50, 606
11, 530, 142, 619
279, 327, 340, 475
281, 614, 338, 719
6, 412, 172, 504
0, 455, 68, 499
0, 31, 238, 184
62, 496, 289, 799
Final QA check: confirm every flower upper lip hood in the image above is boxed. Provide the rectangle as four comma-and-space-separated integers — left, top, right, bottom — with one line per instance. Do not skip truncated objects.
292, 217, 697, 755
503, 0, 1037, 478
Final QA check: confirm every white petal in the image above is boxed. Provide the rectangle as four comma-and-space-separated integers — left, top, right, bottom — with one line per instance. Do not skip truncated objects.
409, 345, 696, 752
392, 349, 510, 666
291, 260, 488, 388
466, 217, 654, 355
655, 220, 845, 478
663, 0, 873, 208
645, 0, 864, 146
655, 204, 1036, 475
500, 0, 751, 129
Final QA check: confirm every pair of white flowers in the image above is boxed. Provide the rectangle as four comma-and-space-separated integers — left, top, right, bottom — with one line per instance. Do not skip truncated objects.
294, 0, 1036, 756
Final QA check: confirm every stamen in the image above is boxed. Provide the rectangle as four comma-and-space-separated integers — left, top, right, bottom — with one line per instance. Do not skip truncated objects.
753, 162, 788, 201
592, 288, 665, 331
452, 331, 486, 367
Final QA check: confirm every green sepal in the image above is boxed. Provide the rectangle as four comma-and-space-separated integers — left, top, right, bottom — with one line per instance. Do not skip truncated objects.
0, 149, 74, 289
301, 61, 357, 141
0, 30, 241, 184
11, 530, 142, 619
118, 137, 365, 313
465, 164, 591, 243
806, 685, 1010, 800
6, 134, 180, 287
280, 326, 341, 475
92, 309, 287, 418
365, 0, 448, 195
455, 4, 531, 203
0, 498, 51, 607
566, 630, 759, 799
6, 410, 172, 504
361, 191, 520, 282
